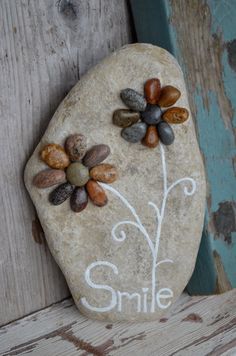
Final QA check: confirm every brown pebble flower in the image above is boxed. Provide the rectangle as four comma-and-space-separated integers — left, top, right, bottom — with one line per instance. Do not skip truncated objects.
33, 134, 118, 213
112, 78, 189, 147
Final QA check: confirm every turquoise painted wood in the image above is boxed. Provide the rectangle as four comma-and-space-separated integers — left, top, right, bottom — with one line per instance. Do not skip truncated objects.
130, 0, 236, 294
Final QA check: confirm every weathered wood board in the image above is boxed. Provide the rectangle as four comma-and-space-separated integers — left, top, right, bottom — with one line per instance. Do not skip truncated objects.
0, 0, 133, 326
1, 291, 236, 355
131, 0, 236, 294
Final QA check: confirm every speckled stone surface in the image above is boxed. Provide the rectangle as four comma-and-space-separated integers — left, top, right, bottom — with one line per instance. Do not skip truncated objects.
24, 44, 206, 322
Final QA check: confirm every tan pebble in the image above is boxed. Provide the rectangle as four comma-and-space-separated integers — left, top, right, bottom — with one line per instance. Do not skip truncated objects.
86, 180, 108, 207
90, 164, 118, 183
33, 169, 66, 188
40, 144, 70, 169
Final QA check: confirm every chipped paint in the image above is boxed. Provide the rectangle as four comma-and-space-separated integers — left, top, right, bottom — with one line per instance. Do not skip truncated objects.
227, 39, 236, 72
212, 201, 236, 244
182, 313, 203, 323
213, 250, 232, 293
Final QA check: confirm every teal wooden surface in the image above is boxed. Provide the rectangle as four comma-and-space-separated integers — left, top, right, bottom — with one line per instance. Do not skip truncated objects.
130, 0, 236, 294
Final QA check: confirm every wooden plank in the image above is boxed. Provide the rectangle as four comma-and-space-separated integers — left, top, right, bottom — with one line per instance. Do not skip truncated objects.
1, 291, 236, 355
130, 0, 236, 295
0, 0, 133, 326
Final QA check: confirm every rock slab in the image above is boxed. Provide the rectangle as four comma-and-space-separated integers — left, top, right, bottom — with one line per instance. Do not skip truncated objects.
24, 44, 206, 322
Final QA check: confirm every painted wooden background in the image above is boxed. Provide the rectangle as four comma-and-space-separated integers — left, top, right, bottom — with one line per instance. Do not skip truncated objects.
0, 0, 133, 326
131, 0, 236, 295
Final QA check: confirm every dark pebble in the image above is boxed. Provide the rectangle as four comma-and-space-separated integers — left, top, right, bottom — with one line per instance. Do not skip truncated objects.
83, 144, 110, 168
70, 187, 88, 212
113, 109, 140, 127
121, 122, 147, 143
49, 182, 74, 205
141, 104, 162, 125
120, 88, 147, 112
157, 121, 175, 145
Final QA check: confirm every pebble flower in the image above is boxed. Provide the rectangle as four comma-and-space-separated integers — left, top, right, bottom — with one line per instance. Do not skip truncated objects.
113, 78, 189, 147
33, 134, 118, 212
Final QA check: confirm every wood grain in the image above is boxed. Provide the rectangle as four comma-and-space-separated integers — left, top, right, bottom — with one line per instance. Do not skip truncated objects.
0, 0, 133, 326
1, 291, 236, 355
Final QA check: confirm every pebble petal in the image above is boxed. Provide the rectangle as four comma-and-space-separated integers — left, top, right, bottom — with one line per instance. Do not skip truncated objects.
121, 122, 147, 143
65, 134, 87, 161
83, 144, 110, 168
66, 162, 89, 186
158, 86, 181, 107
86, 180, 108, 207
120, 88, 147, 111
90, 164, 118, 183
162, 107, 189, 124
33, 169, 66, 188
142, 125, 159, 148
49, 182, 74, 205
144, 78, 161, 104
157, 121, 175, 145
141, 104, 162, 125
113, 109, 140, 127
70, 187, 88, 212
41, 144, 70, 169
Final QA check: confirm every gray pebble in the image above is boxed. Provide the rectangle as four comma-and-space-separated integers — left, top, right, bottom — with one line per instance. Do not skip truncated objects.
49, 182, 74, 205
120, 88, 147, 112
141, 104, 162, 125
157, 121, 175, 145
121, 122, 147, 143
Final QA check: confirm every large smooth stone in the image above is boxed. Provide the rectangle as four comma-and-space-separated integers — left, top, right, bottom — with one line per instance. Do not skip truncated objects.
24, 44, 206, 322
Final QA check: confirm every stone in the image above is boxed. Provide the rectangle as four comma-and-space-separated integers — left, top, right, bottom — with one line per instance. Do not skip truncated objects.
66, 162, 89, 187
120, 88, 147, 111
49, 182, 74, 205
24, 44, 206, 322
90, 164, 118, 183
86, 180, 108, 207
40, 144, 70, 169
144, 78, 161, 104
142, 125, 159, 148
157, 121, 175, 145
141, 104, 162, 125
33, 169, 66, 188
65, 134, 87, 161
162, 107, 189, 124
113, 109, 140, 127
83, 144, 110, 168
121, 122, 147, 143
70, 187, 88, 213
158, 85, 181, 107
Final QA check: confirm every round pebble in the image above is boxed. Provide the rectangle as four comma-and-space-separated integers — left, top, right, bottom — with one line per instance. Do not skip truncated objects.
113, 109, 140, 127
157, 121, 175, 145
86, 180, 108, 207
33, 169, 66, 188
65, 134, 87, 161
70, 187, 88, 212
144, 78, 161, 104
120, 88, 147, 112
40, 144, 70, 169
49, 182, 74, 205
66, 162, 89, 186
90, 164, 118, 183
141, 104, 162, 125
142, 125, 159, 148
162, 107, 189, 124
158, 86, 181, 107
121, 122, 147, 143
83, 144, 110, 168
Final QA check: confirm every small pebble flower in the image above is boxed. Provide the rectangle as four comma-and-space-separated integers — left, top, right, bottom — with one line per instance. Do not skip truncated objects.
113, 78, 189, 147
33, 134, 118, 212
